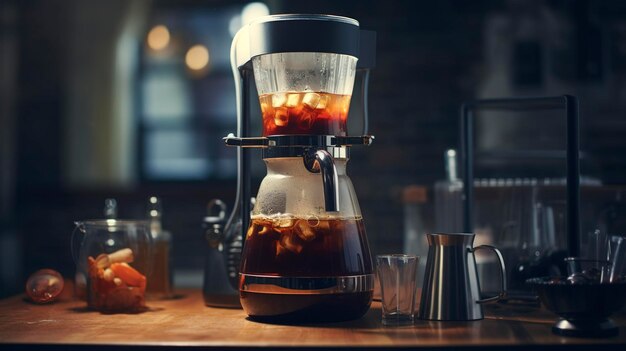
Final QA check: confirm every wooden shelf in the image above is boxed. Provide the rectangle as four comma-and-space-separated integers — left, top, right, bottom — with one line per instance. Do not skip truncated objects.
1, 290, 625, 350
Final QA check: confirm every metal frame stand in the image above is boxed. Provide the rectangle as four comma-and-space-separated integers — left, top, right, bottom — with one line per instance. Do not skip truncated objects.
460, 95, 580, 257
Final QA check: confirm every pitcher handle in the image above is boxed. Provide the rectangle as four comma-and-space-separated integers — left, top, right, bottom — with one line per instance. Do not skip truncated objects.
471, 245, 507, 304
303, 149, 340, 212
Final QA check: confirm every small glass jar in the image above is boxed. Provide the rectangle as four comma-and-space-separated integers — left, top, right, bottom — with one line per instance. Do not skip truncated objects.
73, 220, 151, 313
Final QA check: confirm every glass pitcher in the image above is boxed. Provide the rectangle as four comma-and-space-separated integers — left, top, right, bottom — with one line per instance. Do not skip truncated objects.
73, 220, 151, 313
239, 157, 374, 322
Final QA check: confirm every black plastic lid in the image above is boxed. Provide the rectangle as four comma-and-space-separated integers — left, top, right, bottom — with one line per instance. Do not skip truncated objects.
248, 14, 361, 58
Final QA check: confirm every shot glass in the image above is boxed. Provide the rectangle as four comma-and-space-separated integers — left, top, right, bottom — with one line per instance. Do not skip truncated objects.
609, 235, 626, 283
376, 254, 419, 326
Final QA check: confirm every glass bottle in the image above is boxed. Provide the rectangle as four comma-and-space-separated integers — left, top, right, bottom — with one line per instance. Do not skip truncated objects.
146, 196, 173, 299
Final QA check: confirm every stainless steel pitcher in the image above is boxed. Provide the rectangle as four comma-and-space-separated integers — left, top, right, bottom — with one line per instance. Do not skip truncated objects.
418, 232, 506, 321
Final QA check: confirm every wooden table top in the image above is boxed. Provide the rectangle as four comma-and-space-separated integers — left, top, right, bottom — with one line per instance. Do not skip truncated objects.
1, 290, 625, 350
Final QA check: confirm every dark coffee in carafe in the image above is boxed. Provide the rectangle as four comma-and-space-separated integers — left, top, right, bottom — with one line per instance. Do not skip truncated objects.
239, 215, 373, 322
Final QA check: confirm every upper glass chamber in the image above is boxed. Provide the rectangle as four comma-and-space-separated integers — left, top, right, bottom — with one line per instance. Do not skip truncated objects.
253, 52, 357, 136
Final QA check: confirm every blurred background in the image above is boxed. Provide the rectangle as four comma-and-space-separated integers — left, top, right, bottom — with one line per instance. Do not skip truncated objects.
2, 0, 626, 298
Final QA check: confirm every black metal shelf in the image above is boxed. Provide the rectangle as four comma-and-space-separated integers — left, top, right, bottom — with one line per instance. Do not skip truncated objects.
460, 95, 580, 257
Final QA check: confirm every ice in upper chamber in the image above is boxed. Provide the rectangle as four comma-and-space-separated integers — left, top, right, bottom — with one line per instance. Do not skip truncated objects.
274, 108, 289, 126
271, 93, 287, 108
285, 93, 300, 108
316, 95, 329, 110
302, 92, 320, 109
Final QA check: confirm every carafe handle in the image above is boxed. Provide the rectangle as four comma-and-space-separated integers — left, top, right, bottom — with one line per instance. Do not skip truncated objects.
303, 149, 340, 212
470, 245, 507, 304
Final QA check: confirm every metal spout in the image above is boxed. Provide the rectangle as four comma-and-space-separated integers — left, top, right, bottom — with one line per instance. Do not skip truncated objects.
304, 149, 340, 212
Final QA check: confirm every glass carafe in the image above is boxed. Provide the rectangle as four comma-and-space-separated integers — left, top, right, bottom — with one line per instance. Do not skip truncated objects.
239, 157, 373, 322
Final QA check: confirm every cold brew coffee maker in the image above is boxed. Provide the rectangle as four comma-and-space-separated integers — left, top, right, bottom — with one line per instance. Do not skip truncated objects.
224, 14, 376, 322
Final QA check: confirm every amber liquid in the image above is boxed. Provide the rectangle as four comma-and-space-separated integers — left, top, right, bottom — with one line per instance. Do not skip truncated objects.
259, 92, 351, 136
240, 216, 373, 322
146, 239, 172, 299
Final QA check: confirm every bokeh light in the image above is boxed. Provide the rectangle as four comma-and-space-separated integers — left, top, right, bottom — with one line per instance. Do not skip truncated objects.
185, 45, 210, 71
241, 2, 269, 25
147, 25, 170, 51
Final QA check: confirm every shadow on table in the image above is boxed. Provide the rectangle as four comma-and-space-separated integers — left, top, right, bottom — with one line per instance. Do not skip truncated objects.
66, 306, 166, 315
63, 292, 186, 314
244, 305, 383, 329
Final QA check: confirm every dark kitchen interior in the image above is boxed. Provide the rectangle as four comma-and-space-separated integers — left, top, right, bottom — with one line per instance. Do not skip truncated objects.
1, 0, 626, 312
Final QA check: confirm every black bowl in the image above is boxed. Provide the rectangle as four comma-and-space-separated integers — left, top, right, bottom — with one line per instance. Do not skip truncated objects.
526, 277, 626, 337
